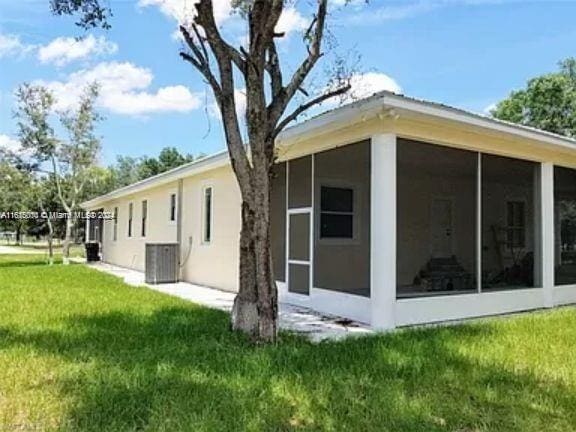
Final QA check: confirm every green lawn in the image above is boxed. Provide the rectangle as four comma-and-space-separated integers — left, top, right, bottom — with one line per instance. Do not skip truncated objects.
1, 255, 576, 431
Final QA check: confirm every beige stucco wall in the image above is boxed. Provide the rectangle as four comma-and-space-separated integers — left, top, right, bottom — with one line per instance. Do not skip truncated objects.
100, 181, 179, 271
98, 166, 242, 292
90, 108, 576, 298
179, 165, 242, 292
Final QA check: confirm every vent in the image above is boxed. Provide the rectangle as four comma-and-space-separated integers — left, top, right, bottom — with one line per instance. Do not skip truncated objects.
145, 243, 179, 284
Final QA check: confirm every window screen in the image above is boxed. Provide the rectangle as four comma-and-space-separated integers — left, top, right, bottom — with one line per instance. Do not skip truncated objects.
128, 203, 133, 237
170, 193, 176, 221
320, 186, 354, 238
203, 187, 212, 243
113, 207, 118, 241
141, 200, 147, 237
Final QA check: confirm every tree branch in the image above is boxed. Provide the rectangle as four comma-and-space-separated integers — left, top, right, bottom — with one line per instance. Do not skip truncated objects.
273, 84, 351, 138
268, 0, 328, 126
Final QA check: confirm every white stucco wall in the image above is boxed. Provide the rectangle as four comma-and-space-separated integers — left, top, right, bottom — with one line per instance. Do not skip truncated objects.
98, 166, 242, 292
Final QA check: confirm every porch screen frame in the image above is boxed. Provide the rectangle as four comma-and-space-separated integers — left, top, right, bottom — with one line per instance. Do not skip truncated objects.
397, 140, 542, 299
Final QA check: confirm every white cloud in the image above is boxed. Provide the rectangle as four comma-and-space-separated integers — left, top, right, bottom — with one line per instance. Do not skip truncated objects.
0, 33, 34, 58
38, 35, 118, 67
483, 102, 497, 115
38, 61, 201, 116
276, 8, 310, 35
141, 1, 309, 40
138, 0, 233, 25
208, 87, 246, 120
341, 72, 402, 103
0, 134, 21, 152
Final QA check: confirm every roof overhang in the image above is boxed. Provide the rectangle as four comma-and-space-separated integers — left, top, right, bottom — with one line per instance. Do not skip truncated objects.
83, 91, 576, 209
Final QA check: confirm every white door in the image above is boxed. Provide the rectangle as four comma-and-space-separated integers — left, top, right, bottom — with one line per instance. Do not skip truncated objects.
431, 199, 453, 258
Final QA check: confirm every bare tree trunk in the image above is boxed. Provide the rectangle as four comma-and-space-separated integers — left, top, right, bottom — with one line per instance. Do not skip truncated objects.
62, 214, 73, 265
254, 186, 277, 342
47, 221, 54, 266
231, 203, 259, 338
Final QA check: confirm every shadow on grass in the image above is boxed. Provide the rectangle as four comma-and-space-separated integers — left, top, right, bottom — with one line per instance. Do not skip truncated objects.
1, 306, 575, 431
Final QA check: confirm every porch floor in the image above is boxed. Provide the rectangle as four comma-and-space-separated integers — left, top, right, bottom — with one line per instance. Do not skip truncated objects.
86, 261, 373, 342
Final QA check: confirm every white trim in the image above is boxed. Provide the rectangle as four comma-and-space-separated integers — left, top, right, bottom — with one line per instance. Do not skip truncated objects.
286, 210, 312, 295
288, 259, 309, 266
287, 207, 312, 214
396, 288, 544, 326
542, 162, 555, 307
553, 285, 576, 306
284, 160, 290, 293
277, 282, 371, 324
310, 154, 315, 295
370, 133, 397, 329
477, 153, 482, 293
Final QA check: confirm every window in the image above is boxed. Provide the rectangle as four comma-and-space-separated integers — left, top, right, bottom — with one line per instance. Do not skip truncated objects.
128, 203, 133, 237
141, 200, 147, 237
170, 193, 177, 222
320, 186, 354, 239
506, 201, 526, 249
113, 207, 118, 241
203, 187, 212, 243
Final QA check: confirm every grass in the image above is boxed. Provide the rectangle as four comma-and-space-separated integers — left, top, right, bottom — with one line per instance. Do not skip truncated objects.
0, 255, 576, 431
1, 242, 86, 258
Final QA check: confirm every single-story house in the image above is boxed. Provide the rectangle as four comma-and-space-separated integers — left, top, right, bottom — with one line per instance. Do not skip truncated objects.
82, 90, 576, 329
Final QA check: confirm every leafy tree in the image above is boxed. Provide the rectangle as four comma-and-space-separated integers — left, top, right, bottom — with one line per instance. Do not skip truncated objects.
15, 83, 102, 264
491, 58, 576, 137
52, 0, 355, 342
0, 161, 35, 244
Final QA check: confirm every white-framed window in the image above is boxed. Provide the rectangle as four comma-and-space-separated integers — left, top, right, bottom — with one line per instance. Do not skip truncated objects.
128, 202, 133, 237
113, 207, 118, 241
319, 185, 356, 240
506, 200, 526, 249
169, 193, 177, 222
202, 186, 213, 244
141, 200, 148, 237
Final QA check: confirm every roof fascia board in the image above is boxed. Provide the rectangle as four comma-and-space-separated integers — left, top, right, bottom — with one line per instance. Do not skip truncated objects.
384, 94, 576, 150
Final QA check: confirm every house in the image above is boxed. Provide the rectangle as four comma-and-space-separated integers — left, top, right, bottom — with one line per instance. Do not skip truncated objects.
82, 91, 576, 330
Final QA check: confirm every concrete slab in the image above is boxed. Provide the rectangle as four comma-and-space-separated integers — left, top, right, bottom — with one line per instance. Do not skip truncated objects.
87, 261, 373, 342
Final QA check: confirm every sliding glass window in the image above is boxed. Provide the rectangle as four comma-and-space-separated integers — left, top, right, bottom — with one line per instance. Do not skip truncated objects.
481, 155, 540, 291
554, 167, 576, 286
397, 139, 477, 298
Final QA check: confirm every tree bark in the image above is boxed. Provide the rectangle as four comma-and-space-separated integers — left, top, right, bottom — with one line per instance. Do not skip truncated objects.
62, 213, 73, 265
231, 202, 259, 337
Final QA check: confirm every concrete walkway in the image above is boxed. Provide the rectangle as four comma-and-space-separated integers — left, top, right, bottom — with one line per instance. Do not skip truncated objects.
87, 261, 373, 342
0, 245, 40, 254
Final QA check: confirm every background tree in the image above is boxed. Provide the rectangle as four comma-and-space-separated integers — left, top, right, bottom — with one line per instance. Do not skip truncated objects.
51, 0, 354, 342
491, 58, 576, 137
0, 161, 35, 244
15, 83, 102, 264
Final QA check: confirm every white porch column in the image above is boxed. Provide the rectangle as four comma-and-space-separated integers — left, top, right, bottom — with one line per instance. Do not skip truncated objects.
85, 213, 90, 242
371, 133, 397, 330
541, 162, 555, 308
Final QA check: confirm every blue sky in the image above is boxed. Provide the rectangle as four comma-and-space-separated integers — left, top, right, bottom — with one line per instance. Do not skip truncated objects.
1, 0, 576, 166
